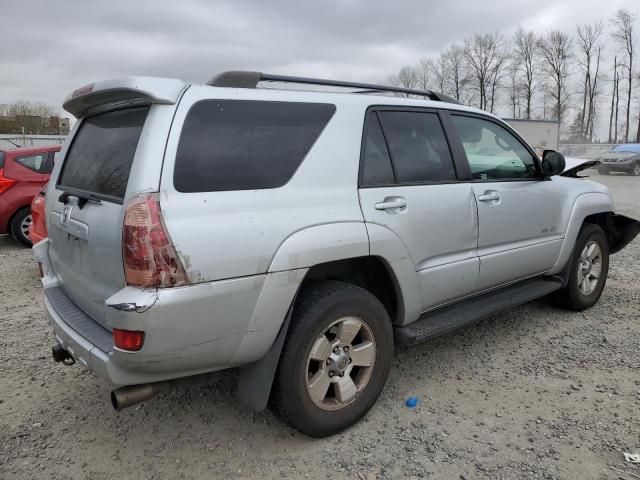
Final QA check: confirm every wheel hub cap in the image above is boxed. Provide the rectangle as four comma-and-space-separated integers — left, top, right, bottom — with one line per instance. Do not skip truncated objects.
305, 316, 376, 411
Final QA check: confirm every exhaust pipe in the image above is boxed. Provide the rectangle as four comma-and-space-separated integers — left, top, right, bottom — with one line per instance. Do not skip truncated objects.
110, 372, 221, 411
111, 383, 171, 410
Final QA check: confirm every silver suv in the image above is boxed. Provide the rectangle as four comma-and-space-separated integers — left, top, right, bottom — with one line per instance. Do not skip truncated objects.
34, 71, 640, 437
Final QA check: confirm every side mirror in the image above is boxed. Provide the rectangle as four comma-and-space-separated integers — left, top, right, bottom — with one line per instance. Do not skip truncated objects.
541, 150, 566, 177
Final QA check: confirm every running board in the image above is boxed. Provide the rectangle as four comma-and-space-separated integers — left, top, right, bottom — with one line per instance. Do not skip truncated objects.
394, 277, 563, 345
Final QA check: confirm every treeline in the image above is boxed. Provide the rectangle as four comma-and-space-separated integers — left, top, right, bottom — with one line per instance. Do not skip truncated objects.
387, 9, 638, 144
0, 101, 63, 135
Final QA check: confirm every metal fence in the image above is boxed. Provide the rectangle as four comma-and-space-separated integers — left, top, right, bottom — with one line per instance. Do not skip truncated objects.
559, 144, 616, 159
0, 134, 66, 150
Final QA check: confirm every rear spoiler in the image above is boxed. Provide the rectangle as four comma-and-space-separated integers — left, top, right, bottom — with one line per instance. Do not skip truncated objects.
63, 77, 187, 118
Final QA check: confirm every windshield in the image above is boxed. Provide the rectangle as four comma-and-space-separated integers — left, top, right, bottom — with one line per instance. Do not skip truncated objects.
611, 144, 640, 154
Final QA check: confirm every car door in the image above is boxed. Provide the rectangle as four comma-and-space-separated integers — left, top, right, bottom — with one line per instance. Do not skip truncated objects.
448, 113, 567, 291
358, 108, 479, 312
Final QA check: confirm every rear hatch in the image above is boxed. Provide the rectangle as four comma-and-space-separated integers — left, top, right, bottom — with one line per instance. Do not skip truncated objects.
46, 77, 186, 329
48, 107, 149, 327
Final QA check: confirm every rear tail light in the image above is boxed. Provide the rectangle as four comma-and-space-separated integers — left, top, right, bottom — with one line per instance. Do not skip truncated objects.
122, 193, 189, 288
113, 328, 145, 351
0, 168, 17, 194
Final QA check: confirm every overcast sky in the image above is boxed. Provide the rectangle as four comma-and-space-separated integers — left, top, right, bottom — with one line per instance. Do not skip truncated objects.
1, 0, 636, 116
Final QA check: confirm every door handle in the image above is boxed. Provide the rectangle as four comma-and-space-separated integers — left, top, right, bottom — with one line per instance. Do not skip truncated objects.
374, 198, 407, 211
477, 191, 500, 203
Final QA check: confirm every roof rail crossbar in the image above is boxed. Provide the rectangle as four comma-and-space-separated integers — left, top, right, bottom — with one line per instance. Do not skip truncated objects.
207, 71, 461, 105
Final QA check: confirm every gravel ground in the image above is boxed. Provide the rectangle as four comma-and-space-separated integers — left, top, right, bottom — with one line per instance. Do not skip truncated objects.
1, 172, 639, 480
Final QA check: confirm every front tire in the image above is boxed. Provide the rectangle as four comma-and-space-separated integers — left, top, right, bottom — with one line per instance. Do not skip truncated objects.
598, 167, 609, 175
630, 162, 640, 176
272, 281, 393, 437
10, 208, 33, 247
552, 224, 609, 311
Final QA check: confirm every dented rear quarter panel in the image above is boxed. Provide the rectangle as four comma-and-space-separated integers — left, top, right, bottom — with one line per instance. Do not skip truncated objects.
159, 86, 369, 284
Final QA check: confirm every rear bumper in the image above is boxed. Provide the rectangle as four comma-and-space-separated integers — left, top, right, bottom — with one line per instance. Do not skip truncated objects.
29, 230, 46, 245
35, 238, 306, 387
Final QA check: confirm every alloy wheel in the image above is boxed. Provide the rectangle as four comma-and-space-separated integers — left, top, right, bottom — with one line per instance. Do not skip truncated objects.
21, 214, 32, 240
305, 317, 376, 411
577, 240, 602, 296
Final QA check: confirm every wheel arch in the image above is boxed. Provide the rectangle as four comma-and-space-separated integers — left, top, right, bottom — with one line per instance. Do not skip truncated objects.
548, 192, 613, 275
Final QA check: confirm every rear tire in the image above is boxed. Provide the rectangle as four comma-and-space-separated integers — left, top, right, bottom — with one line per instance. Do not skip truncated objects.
272, 281, 393, 437
10, 208, 33, 247
552, 224, 609, 311
598, 167, 609, 175
630, 162, 640, 176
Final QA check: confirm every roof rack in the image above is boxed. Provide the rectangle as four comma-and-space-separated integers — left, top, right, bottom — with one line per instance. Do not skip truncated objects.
207, 71, 461, 105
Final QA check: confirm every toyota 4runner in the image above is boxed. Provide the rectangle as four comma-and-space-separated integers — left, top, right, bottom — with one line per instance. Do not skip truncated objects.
34, 71, 640, 437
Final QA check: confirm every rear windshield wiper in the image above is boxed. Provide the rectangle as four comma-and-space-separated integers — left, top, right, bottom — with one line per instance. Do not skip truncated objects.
58, 190, 102, 209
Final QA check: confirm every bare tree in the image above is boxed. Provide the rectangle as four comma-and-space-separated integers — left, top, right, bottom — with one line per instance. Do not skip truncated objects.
445, 45, 468, 102
576, 22, 604, 142
488, 43, 509, 113
513, 28, 540, 119
415, 58, 432, 91
387, 65, 418, 97
507, 59, 521, 118
538, 30, 573, 124
610, 9, 635, 143
463, 33, 505, 111
609, 56, 618, 143
428, 52, 449, 94
586, 45, 602, 140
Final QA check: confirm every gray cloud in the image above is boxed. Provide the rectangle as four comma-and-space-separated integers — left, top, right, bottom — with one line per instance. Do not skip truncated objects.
0, 0, 632, 114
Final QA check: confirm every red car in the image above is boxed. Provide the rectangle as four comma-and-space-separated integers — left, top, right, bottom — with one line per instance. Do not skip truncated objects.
0, 145, 61, 246
29, 185, 48, 244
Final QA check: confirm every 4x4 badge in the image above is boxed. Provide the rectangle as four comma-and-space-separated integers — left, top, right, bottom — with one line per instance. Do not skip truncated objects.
60, 206, 72, 226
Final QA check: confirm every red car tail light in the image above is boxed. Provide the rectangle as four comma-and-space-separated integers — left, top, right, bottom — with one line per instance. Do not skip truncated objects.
122, 193, 189, 288
113, 328, 145, 351
0, 168, 18, 194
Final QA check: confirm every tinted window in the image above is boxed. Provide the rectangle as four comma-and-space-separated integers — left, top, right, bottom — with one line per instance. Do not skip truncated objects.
361, 113, 394, 185
16, 153, 49, 173
58, 107, 149, 201
174, 100, 335, 192
451, 115, 537, 180
378, 111, 456, 183
0, 151, 4, 169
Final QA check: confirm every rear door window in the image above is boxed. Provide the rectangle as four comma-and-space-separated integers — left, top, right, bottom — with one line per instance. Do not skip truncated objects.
378, 111, 456, 183
174, 100, 335, 192
57, 107, 149, 202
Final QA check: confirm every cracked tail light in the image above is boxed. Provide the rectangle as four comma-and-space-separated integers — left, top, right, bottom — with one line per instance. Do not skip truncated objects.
122, 193, 189, 288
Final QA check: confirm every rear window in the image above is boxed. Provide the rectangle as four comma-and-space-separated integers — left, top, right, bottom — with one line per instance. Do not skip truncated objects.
57, 107, 149, 202
16, 153, 51, 173
174, 100, 335, 192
